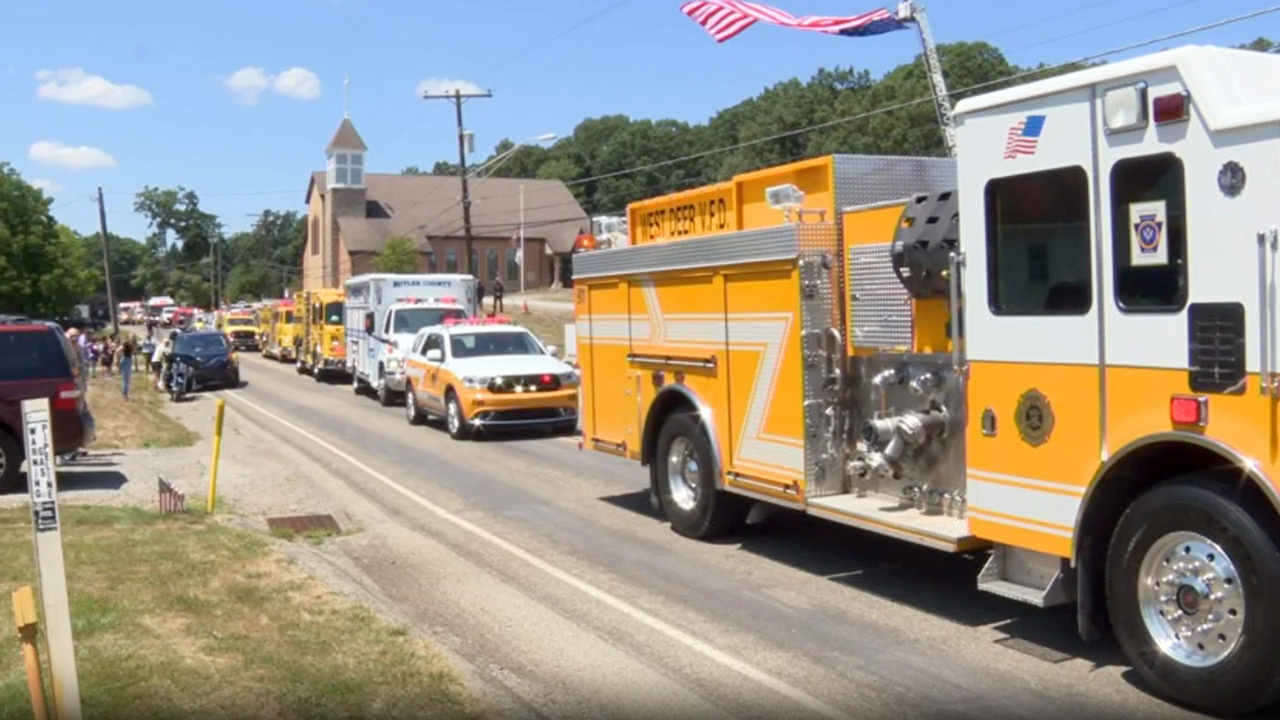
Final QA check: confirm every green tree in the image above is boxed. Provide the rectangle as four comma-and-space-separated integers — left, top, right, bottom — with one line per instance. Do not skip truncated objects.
0, 165, 95, 316
133, 186, 224, 307
401, 165, 428, 175
223, 209, 305, 301
371, 234, 419, 273
80, 232, 147, 302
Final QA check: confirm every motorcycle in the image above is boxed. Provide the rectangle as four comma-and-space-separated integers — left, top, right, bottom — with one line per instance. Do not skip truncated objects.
167, 353, 194, 402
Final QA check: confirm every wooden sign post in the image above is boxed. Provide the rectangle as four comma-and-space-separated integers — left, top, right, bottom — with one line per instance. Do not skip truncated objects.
21, 398, 83, 720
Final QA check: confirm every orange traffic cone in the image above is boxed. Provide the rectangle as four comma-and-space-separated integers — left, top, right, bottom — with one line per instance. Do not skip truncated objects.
522, 300, 529, 314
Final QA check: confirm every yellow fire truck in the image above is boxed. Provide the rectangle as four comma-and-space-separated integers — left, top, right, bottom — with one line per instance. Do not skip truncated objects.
295, 288, 346, 380
573, 46, 1280, 716
263, 299, 299, 362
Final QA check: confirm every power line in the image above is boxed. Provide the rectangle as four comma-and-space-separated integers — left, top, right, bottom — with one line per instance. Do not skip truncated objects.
417, 4, 1280, 218
479, 0, 634, 76
1005, 0, 1212, 55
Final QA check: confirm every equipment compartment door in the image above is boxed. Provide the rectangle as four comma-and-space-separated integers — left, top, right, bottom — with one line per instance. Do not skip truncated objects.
722, 263, 806, 496
960, 90, 1100, 559
581, 279, 637, 456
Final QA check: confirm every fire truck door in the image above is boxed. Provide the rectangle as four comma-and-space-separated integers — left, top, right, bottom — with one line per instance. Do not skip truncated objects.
962, 97, 1102, 556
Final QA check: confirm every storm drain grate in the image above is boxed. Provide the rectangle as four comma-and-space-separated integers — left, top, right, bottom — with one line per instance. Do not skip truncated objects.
266, 514, 342, 534
993, 636, 1074, 664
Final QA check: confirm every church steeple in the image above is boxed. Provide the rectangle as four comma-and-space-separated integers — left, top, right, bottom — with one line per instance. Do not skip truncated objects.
326, 108, 366, 189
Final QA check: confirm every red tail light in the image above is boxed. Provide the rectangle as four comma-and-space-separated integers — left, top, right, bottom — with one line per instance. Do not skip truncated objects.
1170, 395, 1207, 426
54, 382, 81, 411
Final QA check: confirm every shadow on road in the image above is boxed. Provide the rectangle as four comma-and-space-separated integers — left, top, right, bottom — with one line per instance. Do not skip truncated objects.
57, 468, 129, 493
599, 488, 1126, 671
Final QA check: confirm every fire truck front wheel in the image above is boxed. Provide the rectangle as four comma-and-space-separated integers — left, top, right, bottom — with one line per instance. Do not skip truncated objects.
1105, 478, 1280, 717
655, 413, 747, 540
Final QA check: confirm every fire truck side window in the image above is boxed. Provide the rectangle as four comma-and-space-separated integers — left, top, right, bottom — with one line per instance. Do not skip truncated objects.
985, 166, 1092, 316
1109, 153, 1187, 311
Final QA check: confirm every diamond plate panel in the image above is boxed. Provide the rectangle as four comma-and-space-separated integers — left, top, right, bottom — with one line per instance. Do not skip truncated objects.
849, 243, 912, 349
831, 155, 957, 214
572, 224, 809, 279
795, 223, 845, 498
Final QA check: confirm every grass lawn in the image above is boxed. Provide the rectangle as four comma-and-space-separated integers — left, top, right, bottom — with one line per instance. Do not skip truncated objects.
82, 371, 199, 451
508, 307, 574, 351
0, 506, 483, 720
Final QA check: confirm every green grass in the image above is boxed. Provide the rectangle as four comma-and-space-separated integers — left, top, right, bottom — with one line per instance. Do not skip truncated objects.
509, 307, 574, 352
0, 506, 483, 720
84, 373, 199, 451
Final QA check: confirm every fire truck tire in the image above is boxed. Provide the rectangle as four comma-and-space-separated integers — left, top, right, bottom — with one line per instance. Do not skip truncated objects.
655, 413, 747, 540
352, 373, 364, 395
445, 392, 472, 440
1105, 478, 1280, 717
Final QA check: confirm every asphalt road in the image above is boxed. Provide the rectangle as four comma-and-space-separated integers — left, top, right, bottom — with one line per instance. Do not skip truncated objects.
219, 354, 1221, 720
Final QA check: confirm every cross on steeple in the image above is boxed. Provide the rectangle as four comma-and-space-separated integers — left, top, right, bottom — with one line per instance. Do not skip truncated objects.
343, 73, 350, 118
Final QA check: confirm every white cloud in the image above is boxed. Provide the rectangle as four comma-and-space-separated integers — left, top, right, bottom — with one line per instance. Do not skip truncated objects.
28, 141, 117, 171
30, 179, 62, 194
416, 77, 485, 97
34, 68, 153, 109
224, 66, 322, 105
225, 66, 272, 105
272, 67, 321, 100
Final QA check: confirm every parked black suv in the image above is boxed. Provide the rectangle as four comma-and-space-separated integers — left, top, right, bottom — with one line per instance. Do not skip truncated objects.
0, 319, 95, 492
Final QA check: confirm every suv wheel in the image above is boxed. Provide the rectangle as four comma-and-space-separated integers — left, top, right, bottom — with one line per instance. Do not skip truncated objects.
0, 430, 23, 494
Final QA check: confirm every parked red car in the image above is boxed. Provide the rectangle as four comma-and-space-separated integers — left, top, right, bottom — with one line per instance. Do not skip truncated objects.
0, 318, 95, 492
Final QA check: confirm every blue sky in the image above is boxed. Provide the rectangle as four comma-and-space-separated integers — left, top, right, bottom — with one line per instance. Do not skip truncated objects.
1, 0, 1275, 241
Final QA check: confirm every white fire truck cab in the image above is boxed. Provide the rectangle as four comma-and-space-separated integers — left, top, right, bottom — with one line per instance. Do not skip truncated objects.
343, 273, 477, 405
573, 45, 1280, 716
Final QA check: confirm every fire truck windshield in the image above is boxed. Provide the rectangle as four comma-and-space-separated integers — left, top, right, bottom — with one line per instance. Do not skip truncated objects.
392, 307, 465, 334
225, 317, 254, 327
323, 302, 343, 325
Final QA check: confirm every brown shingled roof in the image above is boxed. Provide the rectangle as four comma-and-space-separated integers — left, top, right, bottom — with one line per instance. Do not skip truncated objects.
308, 172, 588, 254
326, 118, 368, 153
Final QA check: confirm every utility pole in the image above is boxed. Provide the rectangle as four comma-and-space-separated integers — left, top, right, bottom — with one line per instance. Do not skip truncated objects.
422, 86, 492, 277
95, 188, 118, 336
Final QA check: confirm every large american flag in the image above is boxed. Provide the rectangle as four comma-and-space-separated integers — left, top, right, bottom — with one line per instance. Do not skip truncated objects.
680, 0, 906, 42
1003, 115, 1046, 159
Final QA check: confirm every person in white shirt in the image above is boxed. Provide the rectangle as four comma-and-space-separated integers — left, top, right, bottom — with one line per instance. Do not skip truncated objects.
151, 333, 171, 390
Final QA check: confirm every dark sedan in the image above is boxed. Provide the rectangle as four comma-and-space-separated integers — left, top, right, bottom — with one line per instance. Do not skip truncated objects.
172, 331, 240, 390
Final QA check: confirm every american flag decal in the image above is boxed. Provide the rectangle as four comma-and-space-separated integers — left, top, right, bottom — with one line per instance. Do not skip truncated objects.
158, 476, 187, 514
1003, 115, 1046, 159
679, 0, 906, 43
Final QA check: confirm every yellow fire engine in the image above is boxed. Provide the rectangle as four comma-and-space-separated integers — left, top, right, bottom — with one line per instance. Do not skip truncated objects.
263, 299, 299, 362
573, 46, 1280, 716
295, 288, 346, 380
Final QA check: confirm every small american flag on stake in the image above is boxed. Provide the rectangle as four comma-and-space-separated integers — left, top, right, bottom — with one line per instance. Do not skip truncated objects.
158, 476, 187, 514
1003, 115, 1046, 159
679, 0, 906, 43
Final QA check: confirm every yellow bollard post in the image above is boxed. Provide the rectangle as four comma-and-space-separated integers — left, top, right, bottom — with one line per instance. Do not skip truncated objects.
11, 585, 49, 720
206, 399, 226, 513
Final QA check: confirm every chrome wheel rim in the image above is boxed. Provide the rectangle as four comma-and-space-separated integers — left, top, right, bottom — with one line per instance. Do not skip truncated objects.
0, 447, 7, 479
447, 400, 460, 434
1138, 530, 1246, 668
665, 436, 700, 512
405, 388, 415, 420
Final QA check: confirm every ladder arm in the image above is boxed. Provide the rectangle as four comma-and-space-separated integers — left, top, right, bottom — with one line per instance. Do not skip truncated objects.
897, 2, 957, 158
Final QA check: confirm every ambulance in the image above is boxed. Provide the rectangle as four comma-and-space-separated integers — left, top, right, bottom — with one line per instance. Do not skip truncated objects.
344, 273, 478, 405
573, 46, 1280, 716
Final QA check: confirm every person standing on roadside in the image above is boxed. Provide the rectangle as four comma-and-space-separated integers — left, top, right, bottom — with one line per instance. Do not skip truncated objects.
492, 276, 505, 314
476, 280, 487, 317
119, 336, 136, 401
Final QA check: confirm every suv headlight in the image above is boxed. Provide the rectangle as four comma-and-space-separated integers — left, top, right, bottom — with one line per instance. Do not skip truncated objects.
557, 371, 579, 386
385, 357, 404, 372
462, 376, 490, 389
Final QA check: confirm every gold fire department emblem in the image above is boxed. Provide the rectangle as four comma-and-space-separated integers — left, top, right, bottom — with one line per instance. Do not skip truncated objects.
1015, 389, 1054, 447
